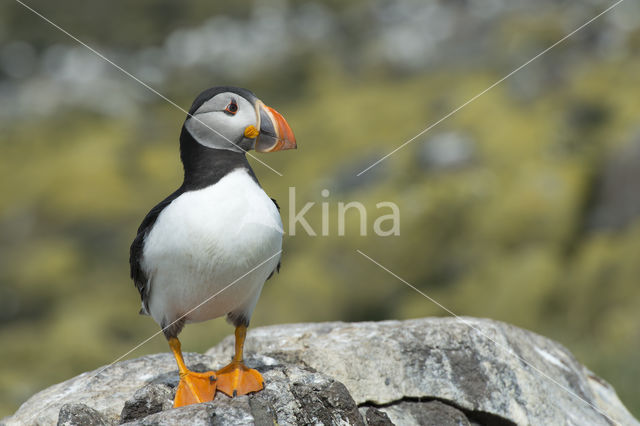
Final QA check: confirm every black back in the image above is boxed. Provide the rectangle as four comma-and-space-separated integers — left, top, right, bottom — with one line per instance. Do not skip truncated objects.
129, 187, 182, 313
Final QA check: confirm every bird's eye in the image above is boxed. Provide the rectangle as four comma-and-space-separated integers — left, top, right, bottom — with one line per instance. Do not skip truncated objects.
224, 100, 238, 115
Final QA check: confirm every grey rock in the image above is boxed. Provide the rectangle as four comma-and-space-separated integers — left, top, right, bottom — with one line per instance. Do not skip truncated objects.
122, 403, 219, 426
57, 403, 110, 426
360, 407, 394, 425
120, 363, 361, 426
376, 400, 472, 426
120, 384, 174, 423
3, 352, 212, 425
207, 318, 638, 425
243, 362, 362, 425
5, 318, 639, 426
120, 400, 256, 426
279, 365, 363, 425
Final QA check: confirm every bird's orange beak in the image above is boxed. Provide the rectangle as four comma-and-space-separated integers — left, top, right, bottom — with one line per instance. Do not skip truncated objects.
252, 101, 297, 153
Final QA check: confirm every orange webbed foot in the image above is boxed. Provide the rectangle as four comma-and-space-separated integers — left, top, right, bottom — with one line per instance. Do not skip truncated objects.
215, 361, 264, 397
173, 370, 217, 408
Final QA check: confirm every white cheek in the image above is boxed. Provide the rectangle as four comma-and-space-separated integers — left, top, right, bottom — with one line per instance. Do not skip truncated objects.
185, 94, 258, 152
186, 112, 249, 152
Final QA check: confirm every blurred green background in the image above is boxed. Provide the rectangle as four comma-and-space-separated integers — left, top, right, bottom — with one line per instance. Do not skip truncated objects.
1, 0, 639, 419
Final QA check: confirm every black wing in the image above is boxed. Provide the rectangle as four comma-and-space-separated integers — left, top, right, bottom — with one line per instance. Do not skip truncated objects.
266, 197, 282, 280
271, 198, 280, 211
130, 187, 184, 314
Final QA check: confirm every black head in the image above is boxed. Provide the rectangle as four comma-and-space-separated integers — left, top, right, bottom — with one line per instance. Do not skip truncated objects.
183, 86, 296, 154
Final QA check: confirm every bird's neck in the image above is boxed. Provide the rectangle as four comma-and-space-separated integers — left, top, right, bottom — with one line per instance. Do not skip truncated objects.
179, 126, 259, 190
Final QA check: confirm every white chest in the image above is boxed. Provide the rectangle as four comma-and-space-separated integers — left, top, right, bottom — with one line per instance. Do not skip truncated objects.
142, 168, 283, 324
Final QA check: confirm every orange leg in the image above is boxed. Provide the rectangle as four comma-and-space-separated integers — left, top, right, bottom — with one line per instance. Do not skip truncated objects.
215, 325, 264, 397
169, 337, 217, 407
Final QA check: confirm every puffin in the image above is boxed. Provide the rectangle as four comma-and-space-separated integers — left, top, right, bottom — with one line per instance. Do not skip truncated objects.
129, 86, 296, 407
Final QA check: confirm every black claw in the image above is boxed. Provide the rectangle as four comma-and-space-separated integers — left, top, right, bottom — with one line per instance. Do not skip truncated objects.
233, 390, 237, 397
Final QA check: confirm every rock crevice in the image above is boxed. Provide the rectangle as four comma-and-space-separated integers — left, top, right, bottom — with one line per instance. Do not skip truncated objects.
359, 397, 517, 426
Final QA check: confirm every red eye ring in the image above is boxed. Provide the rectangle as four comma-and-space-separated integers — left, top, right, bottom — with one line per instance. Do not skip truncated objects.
225, 100, 238, 115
